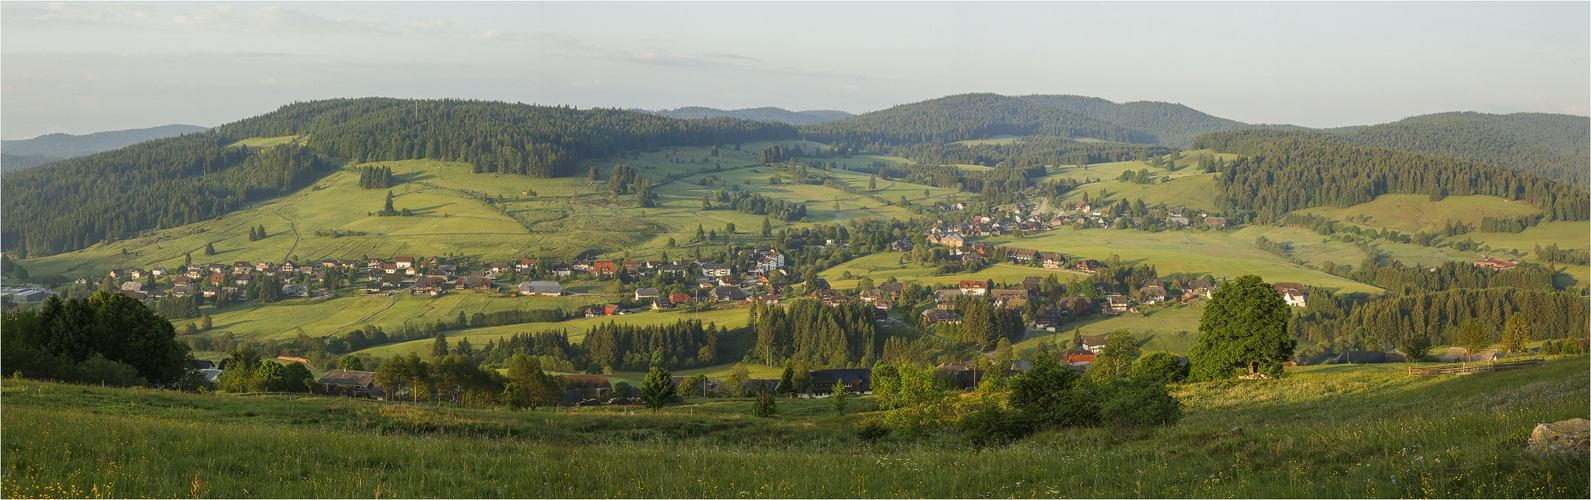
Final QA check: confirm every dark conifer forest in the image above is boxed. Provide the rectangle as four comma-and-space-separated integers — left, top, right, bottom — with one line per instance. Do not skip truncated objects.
1193, 131, 1589, 223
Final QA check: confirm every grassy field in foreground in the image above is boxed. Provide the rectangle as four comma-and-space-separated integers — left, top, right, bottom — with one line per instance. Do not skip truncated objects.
3, 357, 1585, 498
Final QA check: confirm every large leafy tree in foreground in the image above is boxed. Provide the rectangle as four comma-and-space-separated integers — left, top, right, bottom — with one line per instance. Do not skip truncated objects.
1189, 275, 1294, 380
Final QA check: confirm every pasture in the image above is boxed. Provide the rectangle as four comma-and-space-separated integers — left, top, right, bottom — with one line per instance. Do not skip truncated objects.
3, 356, 1585, 498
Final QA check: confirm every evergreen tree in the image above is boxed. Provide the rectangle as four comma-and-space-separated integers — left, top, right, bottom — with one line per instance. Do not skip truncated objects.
1501, 313, 1530, 354
204, 242, 216, 256
830, 378, 850, 415
640, 366, 676, 410
761, 217, 772, 237
779, 363, 796, 395
431, 333, 450, 358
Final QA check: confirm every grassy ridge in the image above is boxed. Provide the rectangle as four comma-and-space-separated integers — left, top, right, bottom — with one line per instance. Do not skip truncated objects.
4, 358, 1586, 498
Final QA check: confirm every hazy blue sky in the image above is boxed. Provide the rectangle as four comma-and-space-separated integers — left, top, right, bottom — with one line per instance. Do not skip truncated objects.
3, 1, 1586, 139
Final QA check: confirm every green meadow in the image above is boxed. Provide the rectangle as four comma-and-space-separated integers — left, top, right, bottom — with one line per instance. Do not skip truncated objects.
4, 357, 1585, 498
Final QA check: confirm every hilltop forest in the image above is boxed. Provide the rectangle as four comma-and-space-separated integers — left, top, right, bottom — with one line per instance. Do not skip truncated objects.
1, 98, 796, 256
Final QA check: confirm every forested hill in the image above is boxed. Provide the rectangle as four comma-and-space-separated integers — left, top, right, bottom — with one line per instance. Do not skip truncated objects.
1316, 112, 1590, 189
220, 98, 797, 177
1193, 130, 1589, 223
796, 93, 1155, 149
2, 98, 797, 257
2, 124, 209, 172
643, 106, 853, 125
1016, 95, 1311, 148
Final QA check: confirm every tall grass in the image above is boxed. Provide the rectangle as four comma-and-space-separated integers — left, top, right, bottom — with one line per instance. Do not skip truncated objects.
4, 357, 1586, 498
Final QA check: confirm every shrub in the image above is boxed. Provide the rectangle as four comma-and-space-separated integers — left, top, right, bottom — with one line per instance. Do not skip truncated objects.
1132, 351, 1185, 383
75, 354, 147, 387
1008, 353, 1100, 428
1097, 377, 1183, 428
855, 417, 892, 442
956, 399, 1034, 448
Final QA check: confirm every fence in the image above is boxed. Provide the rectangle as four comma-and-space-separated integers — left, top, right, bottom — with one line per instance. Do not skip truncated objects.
1408, 358, 1545, 377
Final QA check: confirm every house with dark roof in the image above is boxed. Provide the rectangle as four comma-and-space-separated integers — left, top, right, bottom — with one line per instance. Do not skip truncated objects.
810, 368, 871, 394
921, 309, 961, 325
314, 369, 384, 399
878, 282, 906, 296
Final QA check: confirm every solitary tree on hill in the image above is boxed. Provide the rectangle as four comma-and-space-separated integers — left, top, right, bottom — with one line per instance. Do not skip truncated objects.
1188, 275, 1293, 380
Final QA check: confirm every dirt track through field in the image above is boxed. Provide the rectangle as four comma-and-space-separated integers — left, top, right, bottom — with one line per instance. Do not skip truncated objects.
273, 210, 300, 263
322, 292, 398, 339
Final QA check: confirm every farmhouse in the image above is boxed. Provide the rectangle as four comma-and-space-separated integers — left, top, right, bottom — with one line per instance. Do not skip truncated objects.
990, 289, 1028, 307
314, 369, 384, 399
1007, 247, 1039, 263
1081, 336, 1109, 353
921, 309, 961, 325
1274, 282, 1307, 307
1107, 294, 1132, 312
634, 287, 660, 300
519, 281, 562, 296
958, 280, 989, 296
811, 368, 871, 394
1473, 258, 1519, 271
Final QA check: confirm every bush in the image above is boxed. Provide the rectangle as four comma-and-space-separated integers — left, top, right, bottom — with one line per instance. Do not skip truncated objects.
1132, 351, 1185, 383
1008, 354, 1101, 428
75, 354, 148, 387
1097, 377, 1183, 428
956, 401, 1034, 448
855, 417, 892, 442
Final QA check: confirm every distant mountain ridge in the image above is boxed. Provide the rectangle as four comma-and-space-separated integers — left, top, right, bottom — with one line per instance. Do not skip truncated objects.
1016, 94, 1313, 147
2, 124, 209, 171
641, 106, 853, 125
797, 93, 1156, 146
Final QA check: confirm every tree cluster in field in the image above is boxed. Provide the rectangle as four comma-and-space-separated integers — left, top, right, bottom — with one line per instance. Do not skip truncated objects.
748, 300, 879, 368
154, 294, 202, 320
357, 165, 396, 189
894, 136, 1179, 169
2, 292, 194, 388
246, 224, 269, 241
1193, 131, 1589, 223
375, 190, 412, 216
1333, 257, 1556, 293
712, 190, 807, 221
799, 94, 1153, 148
213, 345, 316, 393
756, 144, 804, 163
952, 295, 1026, 349
868, 350, 1182, 446
1252, 236, 1296, 263
1535, 243, 1590, 266
856, 162, 1046, 202
371, 352, 563, 408
583, 319, 722, 372
1478, 214, 1542, 233
221, 98, 796, 179
3, 141, 322, 257
1293, 286, 1587, 359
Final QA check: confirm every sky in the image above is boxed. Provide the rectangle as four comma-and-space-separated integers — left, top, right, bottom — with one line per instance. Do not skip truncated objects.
3, 1, 1587, 139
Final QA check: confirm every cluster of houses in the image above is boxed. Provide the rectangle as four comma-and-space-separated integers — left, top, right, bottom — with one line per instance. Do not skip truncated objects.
82, 260, 323, 302
925, 200, 1227, 236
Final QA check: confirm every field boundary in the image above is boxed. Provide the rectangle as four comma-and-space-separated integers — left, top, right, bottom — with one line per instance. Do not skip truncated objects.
1408, 358, 1545, 377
